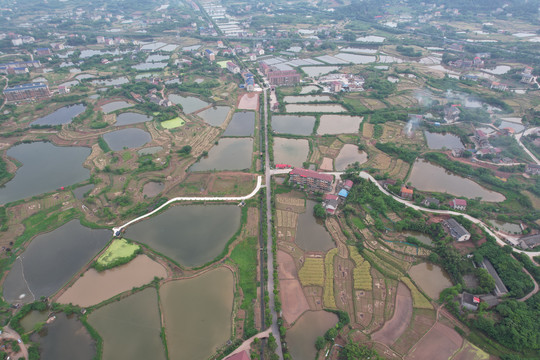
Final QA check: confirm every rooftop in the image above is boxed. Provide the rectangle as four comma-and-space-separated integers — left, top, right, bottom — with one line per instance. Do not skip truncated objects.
4, 82, 47, 92
290, 168, 333, 182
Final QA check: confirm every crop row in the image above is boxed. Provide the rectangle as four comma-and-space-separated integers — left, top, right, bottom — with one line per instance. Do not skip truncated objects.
401, 277, 433, 309
324, 249, 338, 309
298, 257, 324, 287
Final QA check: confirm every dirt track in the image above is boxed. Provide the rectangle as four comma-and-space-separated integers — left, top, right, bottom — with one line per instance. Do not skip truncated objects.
371, 282, 413, 345
277, 251, 309, 325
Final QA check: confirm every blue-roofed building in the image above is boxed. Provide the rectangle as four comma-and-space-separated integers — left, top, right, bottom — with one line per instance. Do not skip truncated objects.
338, 189, 348, 198
3, 82, 50, 102
204, 49, 215, 61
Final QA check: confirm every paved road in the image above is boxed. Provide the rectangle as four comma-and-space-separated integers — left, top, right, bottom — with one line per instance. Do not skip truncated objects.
263, 88, 284, 360
0, 326, 28, 360
112, 175, 262, 234
515, 127, 540, 165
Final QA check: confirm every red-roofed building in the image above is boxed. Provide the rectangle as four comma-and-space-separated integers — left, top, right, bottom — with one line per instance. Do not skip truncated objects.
343, 179, 353, 191
400, 186, 413, 200
225, 351, 250, 360
449, 198, 467, 210
289, 168, 333, 192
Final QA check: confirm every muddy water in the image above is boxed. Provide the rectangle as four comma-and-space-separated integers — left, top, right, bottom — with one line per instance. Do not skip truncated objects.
189, 137, 252, 171
287, 311, 338, 360
0, 142, 90, 205
101, 101, 133, 114
409, 263, 452, 299
223, 111, 255, 137
3, 220, 111, 303
424, 131, 464, 150
296, 200, 335, 252
197, 106, 230, 127
286, 103, 346, 113
57, 255, 167, 307
142, 182, 164, 197
125, 205, 241, 267
489, 220, 521, 234
115, 112, 153, 126
161, 267, 234, 360
408, 159, 505, 202
272, 115, 315, 136
273, 137, 309, 168
73, 184, 94, 200
103, 128, 152, 151
283, 95, 332, 103
334, 144, 368, 171
300, 85, 320, 94
20, 311, 48, 332
137, 146, 163, 155
33, 313, 95, 360
88, 288, 165, 360
169, 94, 209, 114
31, 104, 86, 126
317, 115, 363, 135
401, 231, 433, 245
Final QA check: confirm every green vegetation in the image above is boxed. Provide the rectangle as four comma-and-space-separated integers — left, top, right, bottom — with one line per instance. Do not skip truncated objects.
161, 117, 186, 129
324, 248, 338, 309
230, 236, 258, 338
396, 45, 422, 57
97, 136, 111, 153
298, 258, 324, 287
0, 157, 13, 185
94, 238, 141, 271
339, 342, 383, 360
401, 277, 432, 309
373, 124, 383, 139
375, 142, 419, 163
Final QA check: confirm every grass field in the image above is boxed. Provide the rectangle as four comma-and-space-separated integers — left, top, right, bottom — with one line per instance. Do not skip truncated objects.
230, 236, 258, 337
161, 117, 186, 129
96, 238, 140, 270
401, 277, 432, 309
298, 257, 324, 287
324, 248, 338, 309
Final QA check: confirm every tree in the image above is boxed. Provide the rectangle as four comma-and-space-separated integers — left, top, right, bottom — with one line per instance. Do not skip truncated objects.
339, 342, 383, 360
314, 203, 327, 219
315, 336, 326, 351
178, 145, 192, 155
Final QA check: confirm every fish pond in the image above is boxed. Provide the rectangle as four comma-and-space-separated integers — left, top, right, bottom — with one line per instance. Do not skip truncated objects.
161, 267, 234, 360
31, 103, 86, 126
334, 144, 368, 171
92, 77, 129, 87
300, 85, 321, 94
300, 66, 340, 77
424, 131, 464, 150
20, 311, 48, 332
125, 205, 241, 267
189, 138, 252, 172
3, 220, 110, 303
409, 263, 453, 299
407, 159, 505, 202
286, 104, 346, 113
72, 184, 94, 200
101, 101, 134, 114
273, 138, 309, 168
57, 255, 166, 307
32, 313, 95, 360
137, 146, 163, 155
317, 115, 363, 135
88, 288, 165, 360
401, 231, 433, 245
287, 311, 338, 360
0, 142, 90, 205
169, 94, 209, 113
296, 200, 335, 252
103, 128, 152, 151
223, 111, 255, 137
197, 106, 230, 127
489, 220, 522, 234
115, 112, 153, 126
283, 95, 332, 103
272, 115, 315, 136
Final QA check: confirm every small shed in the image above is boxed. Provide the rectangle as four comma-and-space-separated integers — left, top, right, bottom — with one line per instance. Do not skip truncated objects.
338, 189, 348, 198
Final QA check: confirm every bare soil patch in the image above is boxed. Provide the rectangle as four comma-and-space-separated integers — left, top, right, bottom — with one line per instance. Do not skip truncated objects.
277, 250, 299, 280
392, 308, 436, 355
372, 282, 413, 345
237, 93, 259, 110
319, 157, 333, 171
280, 280, 310, 325
405, 322, 463, 360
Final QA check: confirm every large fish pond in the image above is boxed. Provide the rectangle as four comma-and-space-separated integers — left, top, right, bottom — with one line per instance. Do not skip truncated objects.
189, 138, 253, 172
3, 220, 110, 303
124, 205, 241, 267
30, 103, 86, 126
0, 142, 90, 205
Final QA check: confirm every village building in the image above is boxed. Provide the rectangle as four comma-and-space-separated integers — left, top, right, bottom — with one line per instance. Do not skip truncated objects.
226, 61, 240, 74
481, 258, 508, 296
259, 62, 300, 86
338, 189, 349, 198
443, 218, 471, 242
224, 350, 250, 360
3, 82, 50, 102
460, 292, 480, 311
449, 198, 467, 211
35, 48, 52, 56
323, 194, 339, 214
474, 129, 490, 148
490, 81, 508, 91
422, 197, 440, 207
400, 186, 413, 200
343, 179, 353, 191
204, 49, 215, 61
444, 105, 460, 123
525, 164, 540, 175
289, 168, 333, 192
517, 233, 540, 250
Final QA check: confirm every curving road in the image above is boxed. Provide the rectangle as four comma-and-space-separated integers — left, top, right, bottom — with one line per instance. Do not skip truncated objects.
112, 175, 262, 235
515, 127, 540, 165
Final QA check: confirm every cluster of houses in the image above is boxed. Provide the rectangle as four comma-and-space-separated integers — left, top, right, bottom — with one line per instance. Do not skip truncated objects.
0, 60, 41, 75
3, 82, 51, 102
96, 36, 127, 46
318, 73, 365, 93
259, 61, 300, 86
